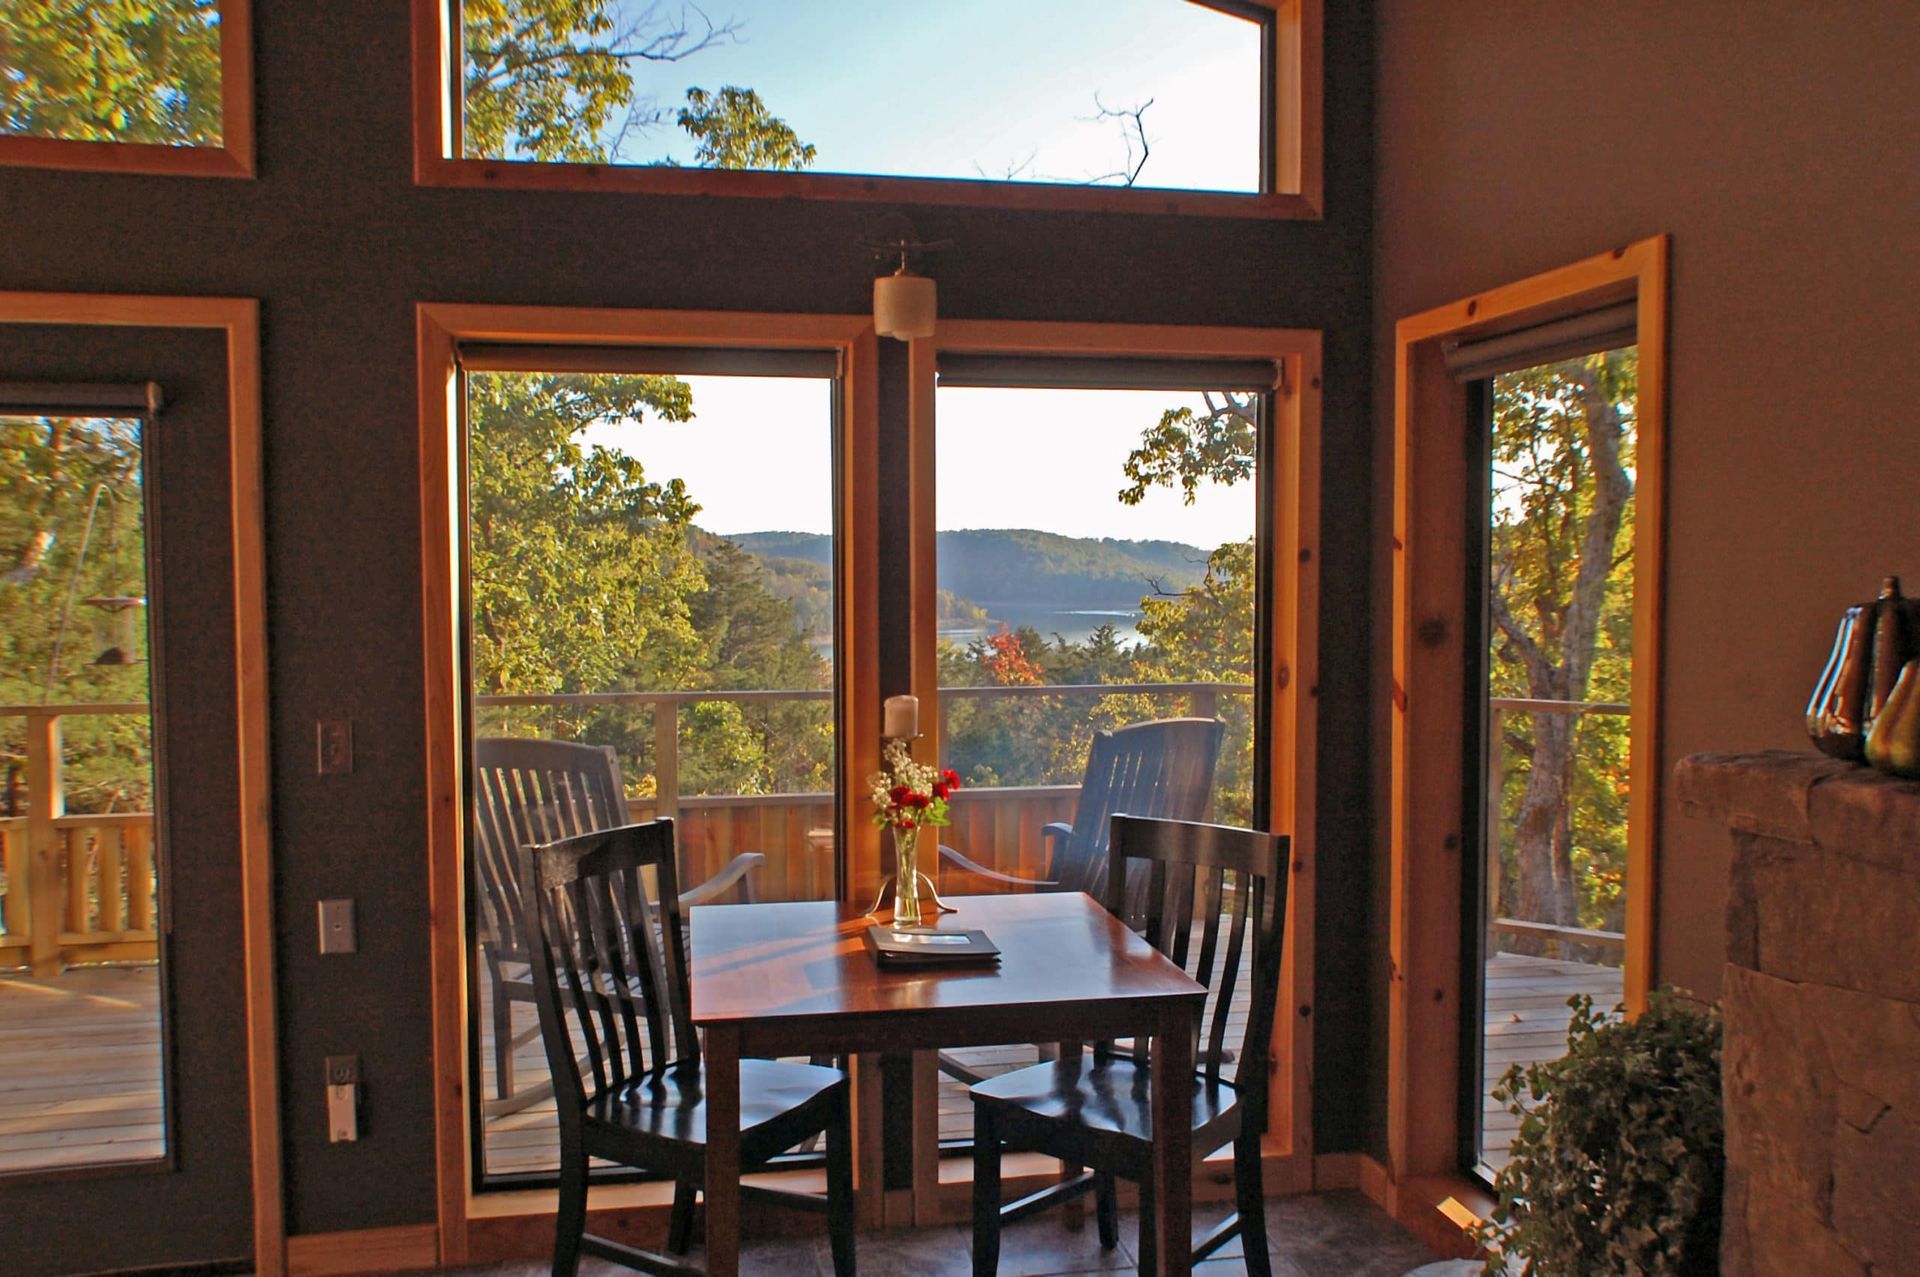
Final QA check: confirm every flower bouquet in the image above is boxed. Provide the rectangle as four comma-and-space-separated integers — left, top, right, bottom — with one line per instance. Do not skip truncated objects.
868, 737, 960, 924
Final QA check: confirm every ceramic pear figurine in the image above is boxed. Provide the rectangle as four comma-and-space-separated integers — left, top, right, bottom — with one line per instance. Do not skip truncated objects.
1865, 658, 1920, 778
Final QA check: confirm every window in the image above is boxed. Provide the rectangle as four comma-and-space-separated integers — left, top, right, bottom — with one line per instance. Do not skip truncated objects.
456, 342, 848, 1184
1466, 338, 1639, 1177
0, 0, 254, 177
415, 0, 1321, 216
902, 320, 1321, 1194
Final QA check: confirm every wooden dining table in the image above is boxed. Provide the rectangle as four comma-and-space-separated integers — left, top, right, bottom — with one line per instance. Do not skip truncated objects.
689, 891, 1208, 1277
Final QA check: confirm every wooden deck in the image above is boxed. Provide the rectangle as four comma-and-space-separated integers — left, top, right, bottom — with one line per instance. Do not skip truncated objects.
1480, 950, 1625, 1173
0, 950, 1621, 1180
0, 966, 165, 1174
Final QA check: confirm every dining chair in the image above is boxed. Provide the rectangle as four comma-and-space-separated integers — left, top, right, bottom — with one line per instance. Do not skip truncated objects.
472, 736, 765, 1117
935, 717, 1224, 1089
523, 819, 855, 1276
968, 815, 1288, 1277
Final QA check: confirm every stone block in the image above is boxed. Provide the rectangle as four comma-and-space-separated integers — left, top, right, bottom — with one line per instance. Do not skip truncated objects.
1721, 966, 1836, 1215
1747, 848, 1920, 1004
1806, 764, 1920, 873
1831, 1105, 1920, 1275
1675, 750, 1854, 844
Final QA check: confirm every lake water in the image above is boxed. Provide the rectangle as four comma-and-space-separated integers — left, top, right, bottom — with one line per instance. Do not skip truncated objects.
940, 605, 1144, 650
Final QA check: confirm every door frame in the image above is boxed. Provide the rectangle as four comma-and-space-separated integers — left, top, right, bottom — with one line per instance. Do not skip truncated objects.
415, 303, 881, 1262
1383, 236, 1669, 1240
0, 290, 281, 1275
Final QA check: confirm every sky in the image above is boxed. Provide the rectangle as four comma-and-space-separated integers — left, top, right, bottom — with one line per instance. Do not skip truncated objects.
533, 0, 1263, 191
577, 375, 1255, 547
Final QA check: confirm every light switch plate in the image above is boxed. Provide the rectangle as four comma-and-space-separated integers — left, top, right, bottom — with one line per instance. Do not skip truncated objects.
318, 898, 356, 954
325, 1056, 360, 1143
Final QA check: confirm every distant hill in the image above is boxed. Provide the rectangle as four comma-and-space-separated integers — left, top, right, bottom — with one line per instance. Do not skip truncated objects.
728, 528, 1210, 614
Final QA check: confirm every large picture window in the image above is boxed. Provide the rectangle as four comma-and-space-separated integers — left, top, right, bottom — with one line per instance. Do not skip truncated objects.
0, 0, 254, 177
415, 0, 1321, 216
455, 342, 848, 1185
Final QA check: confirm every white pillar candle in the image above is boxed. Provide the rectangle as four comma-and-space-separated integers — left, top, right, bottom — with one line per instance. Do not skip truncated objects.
883, 694, 919, 739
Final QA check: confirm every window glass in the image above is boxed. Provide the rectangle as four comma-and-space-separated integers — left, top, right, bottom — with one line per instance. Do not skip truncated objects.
930, 380, 1259, 1140
463, 362, 840, 1182
0, 1, 224, 146
462, 0, 1263, 193
0, 413, 165, 1173
1475, 346, 1637, 1175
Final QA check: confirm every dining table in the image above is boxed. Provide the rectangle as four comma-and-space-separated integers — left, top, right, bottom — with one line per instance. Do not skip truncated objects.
688, 890, 1208, 1277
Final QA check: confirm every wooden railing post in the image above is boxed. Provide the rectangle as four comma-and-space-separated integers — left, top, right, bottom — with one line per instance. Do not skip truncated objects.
653, 697, 680, 821
1189, 687, 1219, 720
25, 711, 66, 977
1486, 703, 1506, 931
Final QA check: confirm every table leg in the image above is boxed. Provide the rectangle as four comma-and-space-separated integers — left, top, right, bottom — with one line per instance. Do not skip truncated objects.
1148, 1004, 1194, 1277
705, 1023, 742, 1277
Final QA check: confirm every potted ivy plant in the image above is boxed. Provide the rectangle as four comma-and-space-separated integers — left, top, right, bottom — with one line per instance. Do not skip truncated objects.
1474, 990, 1724, 1276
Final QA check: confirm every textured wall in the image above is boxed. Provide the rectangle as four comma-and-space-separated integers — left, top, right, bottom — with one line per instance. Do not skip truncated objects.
1371, 0, 1920, 1154
0, 2, 1377, 1231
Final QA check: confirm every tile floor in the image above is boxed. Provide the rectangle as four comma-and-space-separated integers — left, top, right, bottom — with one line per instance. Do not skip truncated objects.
438, 1190, 1444, 1276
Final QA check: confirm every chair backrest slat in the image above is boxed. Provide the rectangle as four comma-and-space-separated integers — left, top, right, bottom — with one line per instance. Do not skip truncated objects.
523, 821, 696, 1112
1106, 815, 1288, 1103
472, 737, 629, 963
1052, 718, 1224, 902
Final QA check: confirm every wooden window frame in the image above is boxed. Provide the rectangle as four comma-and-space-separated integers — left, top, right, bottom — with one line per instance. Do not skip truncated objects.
0, 290, 280, 1273
1382, 237, 1670, 1245
416, 303, 881, 1263
0, 0, 255, 179
410, 0, 1321, 219
904, 319, 1324, 1218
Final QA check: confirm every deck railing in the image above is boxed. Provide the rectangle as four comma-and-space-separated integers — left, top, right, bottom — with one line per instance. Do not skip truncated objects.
1485, 695, 1630, 962
477, 680, 1253, 901
0, 704, 159, 975
0, 682, 1252, 971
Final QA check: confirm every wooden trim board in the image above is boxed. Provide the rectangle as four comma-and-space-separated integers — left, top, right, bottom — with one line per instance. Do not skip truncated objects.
0, 290, 281, 1275
412, 0, 1321, 219
0, 0, 255, 178
415, 304, 879, 1259
1386, 237, 1670, 1202
286, 1225, 440, 1277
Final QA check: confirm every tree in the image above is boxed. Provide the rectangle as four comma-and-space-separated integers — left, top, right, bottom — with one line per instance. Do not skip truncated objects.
0, 414, 154, 813
461, 1, 812, 169
0, 0, 222, 144
1488, 351, 1636, 934
677, 85, 815, 170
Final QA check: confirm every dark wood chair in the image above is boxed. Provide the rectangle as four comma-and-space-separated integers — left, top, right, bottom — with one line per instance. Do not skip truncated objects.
968, 815, 1288, 1277
524, 820, 854, 1277
472, 736, 764, 1117
936, 717, 1224, 1086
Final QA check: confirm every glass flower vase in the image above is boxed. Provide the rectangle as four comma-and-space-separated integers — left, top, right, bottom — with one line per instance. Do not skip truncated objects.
892, 824, 924, 925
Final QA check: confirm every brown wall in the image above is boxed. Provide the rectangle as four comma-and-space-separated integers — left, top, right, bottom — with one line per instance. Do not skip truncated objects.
0, 2, 1378, 1233
1371, 0, 1920, 1146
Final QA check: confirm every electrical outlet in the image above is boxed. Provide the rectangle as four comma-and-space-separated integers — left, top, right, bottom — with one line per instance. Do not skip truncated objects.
317, 719, 353, 775
317, 898, 356, 954
325, 1055, 360, 1143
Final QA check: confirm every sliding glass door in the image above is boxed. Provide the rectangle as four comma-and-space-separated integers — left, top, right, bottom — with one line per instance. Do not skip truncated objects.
457, 345, 846, 1185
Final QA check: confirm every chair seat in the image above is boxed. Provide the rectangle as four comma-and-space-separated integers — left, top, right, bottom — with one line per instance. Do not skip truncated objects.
971, 1054, 1242, 1155
585, 1058, 845, 1155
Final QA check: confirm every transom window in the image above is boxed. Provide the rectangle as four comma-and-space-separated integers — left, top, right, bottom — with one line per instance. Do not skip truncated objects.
420, 1, 1321, 215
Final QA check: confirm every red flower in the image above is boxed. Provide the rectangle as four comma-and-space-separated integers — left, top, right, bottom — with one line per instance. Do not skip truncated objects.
941, 769, 960, 788
909, 793, 931, 808
888, 784, 911, 805
932, 781, 950, 800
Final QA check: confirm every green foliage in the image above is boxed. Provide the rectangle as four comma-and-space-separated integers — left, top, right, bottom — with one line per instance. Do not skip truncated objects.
0, 0, 222, 145
0, 415, 154, 815
1475, 992, 1723, 1277
1118, 394, 1258, 507
677, 85, 814, 170
467, 372, 833, 801
460, 0, 813, 170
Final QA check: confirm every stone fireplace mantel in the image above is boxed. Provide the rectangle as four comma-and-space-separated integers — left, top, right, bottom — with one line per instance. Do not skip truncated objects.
1676, 750, 1920, 1277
